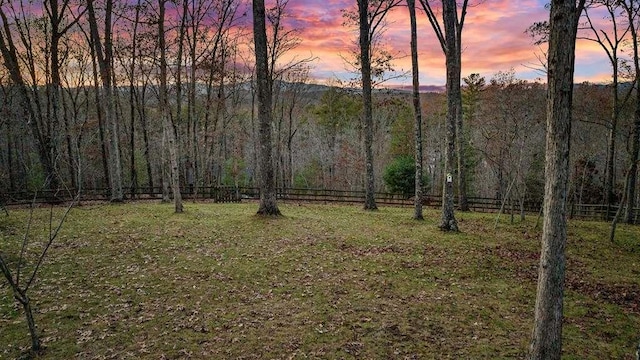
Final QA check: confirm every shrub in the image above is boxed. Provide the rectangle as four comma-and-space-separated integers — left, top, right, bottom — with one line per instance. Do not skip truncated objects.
383, 155, 428, 198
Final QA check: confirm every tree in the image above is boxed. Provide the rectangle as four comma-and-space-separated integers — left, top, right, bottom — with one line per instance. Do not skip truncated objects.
253, 0, 281, 216
477, 72, 546, 221
407, 0, 424, 220
352, 0, 401, 210
0, 1, 70, 194
277, 69, 312, 188
461, 73, 485, 197
433, 0, 462, 230
158, 0, 183, 213
264, 0, 315, 189
113, 0, 145, 198
419, 0, 474, 213
0, 197, 77, 353
583, 0, 630, 220
311, 87, 362, 188
619, 0, 640, 224
87, 0, 124, 202
195, 0, 243, 191
359, 0, 376, 210
44, 0, 86, 192
529, 0, 585, 358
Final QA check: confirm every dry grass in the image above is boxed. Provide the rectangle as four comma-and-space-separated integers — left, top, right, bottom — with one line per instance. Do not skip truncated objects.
1, 202, 639, 359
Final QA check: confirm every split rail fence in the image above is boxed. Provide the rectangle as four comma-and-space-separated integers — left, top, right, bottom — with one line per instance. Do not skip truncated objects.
1, 186, 638, 223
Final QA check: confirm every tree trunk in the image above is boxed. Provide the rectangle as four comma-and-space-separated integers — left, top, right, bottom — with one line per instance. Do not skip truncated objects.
253, 0, 281, 216
626, 113, 640, 224
5, 108, 15, 191
287, 103, 296, 188
21, 295, 40, 353
455, 2, 469, 212
358, 0, 378, 211
529, 1, 583, 358
408, 0, 423, 220
604, 70, 619, 220
439, 0, 458, 231
626, 4, 640, 224
128, 2, 142, 199
455, 47, 468, 211
88, 0, 123, 202
159, 0, 183, 213
61, 94, 76, 190
48, 0, 65, 190
106, 86, 123, 202
129, 95, 137, 199
139, 92, 154, 193
88, 39, 111, 190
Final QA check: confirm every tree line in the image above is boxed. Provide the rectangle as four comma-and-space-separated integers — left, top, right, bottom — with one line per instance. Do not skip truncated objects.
0, 1, 637, 220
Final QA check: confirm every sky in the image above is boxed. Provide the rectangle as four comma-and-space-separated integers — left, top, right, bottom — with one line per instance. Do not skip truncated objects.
275, 0, 615, 87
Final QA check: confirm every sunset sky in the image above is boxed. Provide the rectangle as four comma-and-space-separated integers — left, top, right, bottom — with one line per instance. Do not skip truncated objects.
277, 0, 615, 87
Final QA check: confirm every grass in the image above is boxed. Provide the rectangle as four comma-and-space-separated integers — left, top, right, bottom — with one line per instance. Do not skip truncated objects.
1, 201, 639, 359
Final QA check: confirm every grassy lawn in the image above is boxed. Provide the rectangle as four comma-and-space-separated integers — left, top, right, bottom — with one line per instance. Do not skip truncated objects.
1, 202, 639, 359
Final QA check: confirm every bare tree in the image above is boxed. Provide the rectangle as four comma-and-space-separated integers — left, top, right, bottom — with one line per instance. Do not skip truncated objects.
158, 0, 183, 213
619, 0, 640, 224
253, 0, 281, 215
87, 0, 124, 202
407, 0, 424, 220
119, 1, 145, 199
277, 68, 312, 188
431, 0, 462, 230
358, 0, 376, 210
529, 0, 585, 358
419, 0, 474, 214
0, 196, 77, 353
478, 72, 546, 222
354, 0, 401, 210
265, 0, 315, 189
0, 2, 66, 194
185, 0, 241, 196
583, 0, 631, 219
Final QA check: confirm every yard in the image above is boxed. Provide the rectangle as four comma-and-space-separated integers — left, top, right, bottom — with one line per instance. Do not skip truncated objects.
1, 202, 639, 359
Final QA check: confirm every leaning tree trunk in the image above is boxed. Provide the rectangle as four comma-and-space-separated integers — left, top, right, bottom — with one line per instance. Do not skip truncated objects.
408, 0, 423, 220
439, 0, 458, 231
529, 0, 583, 358
253, 0, 281, 216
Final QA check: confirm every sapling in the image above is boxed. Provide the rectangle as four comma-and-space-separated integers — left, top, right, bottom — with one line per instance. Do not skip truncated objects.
0, 195, 77, 354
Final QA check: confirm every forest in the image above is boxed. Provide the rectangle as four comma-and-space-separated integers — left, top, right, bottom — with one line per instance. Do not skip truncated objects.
2, 0, 640, 358
0, 0, 638, 222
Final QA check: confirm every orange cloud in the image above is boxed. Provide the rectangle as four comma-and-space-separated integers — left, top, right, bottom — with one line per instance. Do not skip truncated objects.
273, 0, 618, 85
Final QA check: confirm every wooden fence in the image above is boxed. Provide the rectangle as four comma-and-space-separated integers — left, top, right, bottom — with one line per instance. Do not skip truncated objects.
2, 186, 638, 223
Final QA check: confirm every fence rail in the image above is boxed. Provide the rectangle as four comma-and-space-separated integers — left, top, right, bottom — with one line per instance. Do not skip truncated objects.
2, 186, 638, 223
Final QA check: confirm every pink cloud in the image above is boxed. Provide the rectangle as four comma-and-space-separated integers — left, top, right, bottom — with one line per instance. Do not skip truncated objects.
265, 0, 618, 85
